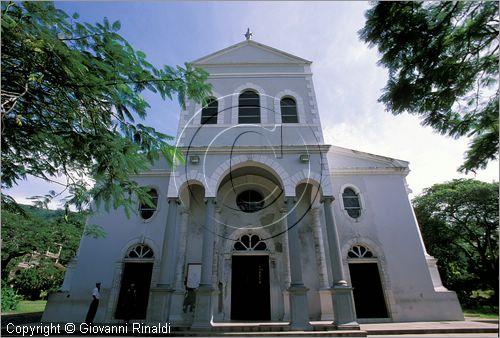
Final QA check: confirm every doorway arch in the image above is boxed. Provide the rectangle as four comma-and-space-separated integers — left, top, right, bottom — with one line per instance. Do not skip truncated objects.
231, 234, 270, 321
114, 244, 155, 320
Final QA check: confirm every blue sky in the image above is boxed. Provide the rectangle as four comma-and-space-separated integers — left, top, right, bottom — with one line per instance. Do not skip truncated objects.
7, 2, 498, 208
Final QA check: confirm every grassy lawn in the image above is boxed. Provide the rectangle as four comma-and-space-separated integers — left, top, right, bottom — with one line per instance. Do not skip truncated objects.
3, 300, 46, 314
464, 307, 499, 320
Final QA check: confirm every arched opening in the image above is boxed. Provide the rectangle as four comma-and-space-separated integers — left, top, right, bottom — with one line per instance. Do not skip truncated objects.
280, 97, 298, 123
201, 97, 218, 125
216, 163, 283, 321
231, 234, 270, 321
115, 244, 154, 321
347, 244, 389, 319
238, 90, 260, 123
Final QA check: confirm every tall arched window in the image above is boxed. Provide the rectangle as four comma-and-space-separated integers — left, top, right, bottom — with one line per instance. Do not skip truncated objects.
280, 97, 298, 123
239, 91, 260, 123
342, 187, 361, 218
201, 98, 218, 125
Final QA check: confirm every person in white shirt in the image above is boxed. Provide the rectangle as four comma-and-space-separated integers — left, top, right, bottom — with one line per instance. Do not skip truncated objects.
85, 282, 101, 324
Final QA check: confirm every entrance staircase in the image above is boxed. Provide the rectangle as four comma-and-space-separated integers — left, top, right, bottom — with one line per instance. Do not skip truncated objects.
172, 321, 366, 336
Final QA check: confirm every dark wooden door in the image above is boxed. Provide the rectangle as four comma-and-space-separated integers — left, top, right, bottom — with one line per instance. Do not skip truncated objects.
231, 255, 270, 320
115, 262, 153, 319
349, 263, 388, 318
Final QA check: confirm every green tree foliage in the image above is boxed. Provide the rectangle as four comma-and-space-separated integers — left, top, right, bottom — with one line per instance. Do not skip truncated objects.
1, 2, 212, 214
1, 282, 22, 311
359, 2, 498, 173
11, 258, 66, 300
1, 202, 85, 281
413, 179, 499, 308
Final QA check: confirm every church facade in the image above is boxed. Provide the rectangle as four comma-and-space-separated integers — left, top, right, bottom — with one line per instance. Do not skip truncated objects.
43, 38, 463, 329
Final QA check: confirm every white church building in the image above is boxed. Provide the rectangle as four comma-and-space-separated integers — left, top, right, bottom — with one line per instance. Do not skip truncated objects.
43, 36, 463, 330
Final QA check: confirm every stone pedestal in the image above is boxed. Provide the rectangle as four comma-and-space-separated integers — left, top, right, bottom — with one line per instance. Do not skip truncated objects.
191, 285, 215, 329
319, 288, 334, 321
168, 290, 187, 324
331, 285, 358, 329
288, 285, 312, 330
149, 287, 174, 322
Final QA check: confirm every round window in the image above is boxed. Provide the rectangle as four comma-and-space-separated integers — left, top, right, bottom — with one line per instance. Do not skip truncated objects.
236, 190, 264, 213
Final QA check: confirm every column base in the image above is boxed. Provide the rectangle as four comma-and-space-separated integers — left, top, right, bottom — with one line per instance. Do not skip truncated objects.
282, 289, 290, 321
330, 285, 359, 328
149, 286, 174, 322
319, 288, 334, 321
288, 285, 312, 331
168, 289, 187, 324
190, 285, 215, 330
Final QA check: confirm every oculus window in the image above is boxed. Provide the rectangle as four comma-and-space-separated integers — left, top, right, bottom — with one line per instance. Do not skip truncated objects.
238, 91, 260, 123
280, 97, 298, 123
342, 187, 361, 219
139, 189, 158, 220
201, 98, 218, 125
236, 190, 264, 213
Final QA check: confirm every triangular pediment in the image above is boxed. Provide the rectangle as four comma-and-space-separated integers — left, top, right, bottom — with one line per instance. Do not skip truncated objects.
192, 40, 311, 65
328, 145, 409, 170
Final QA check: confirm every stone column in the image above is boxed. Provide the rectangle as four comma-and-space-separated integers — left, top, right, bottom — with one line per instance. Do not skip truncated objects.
311, 206, 334, 321
285, 197, 312, 331
212, 207, 223, 321
281, 207, 291, 321
151, 197, 179, 322
322, 197, 358, 328
169, 206, 190, 324
191, 197, 216, 329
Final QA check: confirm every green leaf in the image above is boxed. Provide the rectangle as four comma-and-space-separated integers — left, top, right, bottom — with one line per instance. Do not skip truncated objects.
112, 20, 121, 31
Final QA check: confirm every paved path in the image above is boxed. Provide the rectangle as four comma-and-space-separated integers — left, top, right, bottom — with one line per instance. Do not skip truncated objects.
361, 320, 498, 336
1, 313, 498, 337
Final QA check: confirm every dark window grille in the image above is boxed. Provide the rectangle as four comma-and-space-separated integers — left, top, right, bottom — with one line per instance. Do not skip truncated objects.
201, 98, 218, 125
342, 188, 361, 218
239, 91, 260, 123
280, 97, 298, 123
236, 190, 264, 213
139, 189, 158, 220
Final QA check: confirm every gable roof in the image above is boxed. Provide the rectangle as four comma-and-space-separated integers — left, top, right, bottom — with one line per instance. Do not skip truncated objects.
328, 145, 410, 175
191, 39, 312, 65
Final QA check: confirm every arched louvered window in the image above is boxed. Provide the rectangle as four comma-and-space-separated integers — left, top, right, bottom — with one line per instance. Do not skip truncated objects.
342, 187, 361, 218
126, 244, 154, 259
280, 97, 298, 123
201, 98, 218, 125
139, 189, 158, 220
233, 234, 267, 251
348, 245, 374, 259
238, 91, 260, 123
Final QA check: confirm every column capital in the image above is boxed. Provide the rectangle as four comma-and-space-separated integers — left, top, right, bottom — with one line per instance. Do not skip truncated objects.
204, 197, 216, 204
321, 196, 335, 204
167, 197, 180, 205
284, 196, 296, 204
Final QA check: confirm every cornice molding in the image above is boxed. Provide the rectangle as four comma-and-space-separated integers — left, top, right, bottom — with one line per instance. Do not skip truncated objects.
207, 72, 311, 79
179, 144, 331, 155
130, 170, 171, 177
331, 167, 410, 176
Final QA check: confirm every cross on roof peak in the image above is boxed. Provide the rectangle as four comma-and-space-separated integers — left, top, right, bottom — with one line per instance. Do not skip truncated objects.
244, 28, 253, 41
